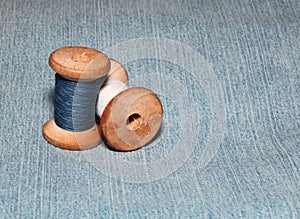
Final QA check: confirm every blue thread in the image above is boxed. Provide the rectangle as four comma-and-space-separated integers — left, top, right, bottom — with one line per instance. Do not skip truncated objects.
54, 74, 102, 132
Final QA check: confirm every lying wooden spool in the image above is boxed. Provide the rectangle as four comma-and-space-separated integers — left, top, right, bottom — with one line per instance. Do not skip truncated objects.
98, 60, 163, 151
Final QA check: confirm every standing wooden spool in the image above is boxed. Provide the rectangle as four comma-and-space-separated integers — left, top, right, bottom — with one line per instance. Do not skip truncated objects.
43, 46, 110, 150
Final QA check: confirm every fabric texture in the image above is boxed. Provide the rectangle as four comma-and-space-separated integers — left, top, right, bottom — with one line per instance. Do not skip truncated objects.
0, 0, 299, 218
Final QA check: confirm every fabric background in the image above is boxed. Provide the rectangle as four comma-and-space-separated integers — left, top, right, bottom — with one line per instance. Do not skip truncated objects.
0, 0, 299, 218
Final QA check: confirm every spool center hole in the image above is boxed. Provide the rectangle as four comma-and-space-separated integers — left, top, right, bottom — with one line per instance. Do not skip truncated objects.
126, 113, 143, 131
72, 52, 91, 63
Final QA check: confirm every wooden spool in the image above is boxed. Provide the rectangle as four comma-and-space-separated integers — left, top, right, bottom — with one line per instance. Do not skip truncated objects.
42, 46, 110, 150
100, 63, 163, 152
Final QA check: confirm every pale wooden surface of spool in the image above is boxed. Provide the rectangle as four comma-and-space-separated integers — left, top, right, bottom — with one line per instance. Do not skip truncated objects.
49, 46, 110, 80
108, 59, 129, 85
43, 119, 101, 150
43, 46, 110, 150
100, 87, 163, 151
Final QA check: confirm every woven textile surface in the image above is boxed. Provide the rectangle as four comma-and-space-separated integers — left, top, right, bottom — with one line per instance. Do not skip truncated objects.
0, 0, 299, 218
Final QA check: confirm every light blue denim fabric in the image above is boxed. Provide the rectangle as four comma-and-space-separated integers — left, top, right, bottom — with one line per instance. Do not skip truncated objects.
0, 0, 299, 218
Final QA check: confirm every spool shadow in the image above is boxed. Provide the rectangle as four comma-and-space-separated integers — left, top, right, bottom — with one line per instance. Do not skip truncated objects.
46, 88, 55, 104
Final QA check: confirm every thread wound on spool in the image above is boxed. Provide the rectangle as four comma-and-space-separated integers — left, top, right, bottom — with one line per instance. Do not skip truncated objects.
97, 78, 128, 117
54, 74, 102, 132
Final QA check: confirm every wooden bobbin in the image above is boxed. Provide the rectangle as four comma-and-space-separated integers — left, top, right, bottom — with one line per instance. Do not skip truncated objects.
43, 46, 110, 150
100, 64, 163, 152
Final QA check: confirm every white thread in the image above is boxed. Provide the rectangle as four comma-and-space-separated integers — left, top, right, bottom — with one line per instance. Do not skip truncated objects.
96, 78, 128, 117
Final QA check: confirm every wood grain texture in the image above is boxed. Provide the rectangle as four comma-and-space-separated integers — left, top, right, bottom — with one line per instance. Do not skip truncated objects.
100, 87, 163, 151
42, 119, 101, 150
108, 59, 129, 85
49, 46, 110, 80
